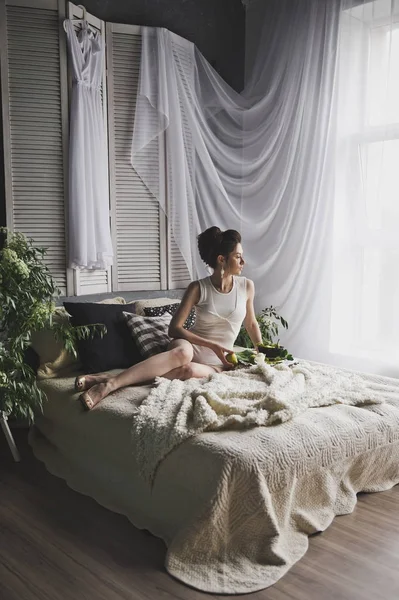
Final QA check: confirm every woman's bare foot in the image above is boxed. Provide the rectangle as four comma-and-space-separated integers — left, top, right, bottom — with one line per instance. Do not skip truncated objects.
74, 373, 109, 392
79, 381, 113, 410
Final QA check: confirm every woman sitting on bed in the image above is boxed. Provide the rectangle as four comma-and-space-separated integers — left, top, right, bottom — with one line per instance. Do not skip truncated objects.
77, 226, 263, 410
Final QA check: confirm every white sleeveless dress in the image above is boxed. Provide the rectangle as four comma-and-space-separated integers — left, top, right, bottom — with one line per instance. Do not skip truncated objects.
64, 20, 113, 270
190, 276, 248, 367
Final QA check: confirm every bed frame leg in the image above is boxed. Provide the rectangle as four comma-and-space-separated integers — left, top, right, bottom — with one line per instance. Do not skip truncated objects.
0, 411, 21, 462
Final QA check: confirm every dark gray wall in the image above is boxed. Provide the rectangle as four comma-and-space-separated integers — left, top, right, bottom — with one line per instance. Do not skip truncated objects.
84, 0, 245, 91
0, 0, 245, 234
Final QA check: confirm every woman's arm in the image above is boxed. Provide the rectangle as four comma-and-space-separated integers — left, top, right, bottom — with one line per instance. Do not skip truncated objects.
243, 279, 263, 350
168, 282, 234, 364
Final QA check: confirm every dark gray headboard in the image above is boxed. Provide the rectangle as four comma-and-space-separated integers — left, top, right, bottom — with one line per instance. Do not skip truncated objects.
58, 289, 185, 305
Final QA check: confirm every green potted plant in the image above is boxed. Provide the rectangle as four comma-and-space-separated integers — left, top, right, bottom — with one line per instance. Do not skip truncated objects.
0, 228, 101, 425
235, 305, 293, 363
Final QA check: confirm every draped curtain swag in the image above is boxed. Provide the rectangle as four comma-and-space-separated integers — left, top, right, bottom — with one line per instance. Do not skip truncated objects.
131, 0, 343, 368
132, 0, 399, 376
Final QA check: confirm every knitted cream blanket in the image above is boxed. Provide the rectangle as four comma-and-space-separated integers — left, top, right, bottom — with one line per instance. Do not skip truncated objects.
132, 358, 385, 484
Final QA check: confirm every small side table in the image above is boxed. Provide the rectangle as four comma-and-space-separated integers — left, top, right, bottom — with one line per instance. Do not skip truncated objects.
0, 411, 21, 462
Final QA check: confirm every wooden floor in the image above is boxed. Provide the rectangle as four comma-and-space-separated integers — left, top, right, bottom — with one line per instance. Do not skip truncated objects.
1, 430, 399, 600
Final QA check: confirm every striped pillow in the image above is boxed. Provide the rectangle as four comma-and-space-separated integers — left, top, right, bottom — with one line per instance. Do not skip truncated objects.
123, 312, 172, 359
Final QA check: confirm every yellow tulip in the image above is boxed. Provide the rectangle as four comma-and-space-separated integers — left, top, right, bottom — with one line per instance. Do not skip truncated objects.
225, 352, 238, 366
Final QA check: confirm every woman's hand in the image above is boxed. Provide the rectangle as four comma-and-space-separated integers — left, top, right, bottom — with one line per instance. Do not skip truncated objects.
210, 343, 235, 367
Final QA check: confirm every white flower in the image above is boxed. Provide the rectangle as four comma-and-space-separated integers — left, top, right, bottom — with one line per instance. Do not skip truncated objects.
15, 258, 30, 279
2, 249, 29, 278
2, 248, 18, 264
33, 302, 51, 322
255, 353, 266, 364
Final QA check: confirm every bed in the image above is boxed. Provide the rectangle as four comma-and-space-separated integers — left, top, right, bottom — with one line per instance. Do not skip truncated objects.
29, 361, 399, 594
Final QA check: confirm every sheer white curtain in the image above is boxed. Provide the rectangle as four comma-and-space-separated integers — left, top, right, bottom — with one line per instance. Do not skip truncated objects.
131, 0, 399, 376
331, 0, 399, 376
132, 1, 342, 367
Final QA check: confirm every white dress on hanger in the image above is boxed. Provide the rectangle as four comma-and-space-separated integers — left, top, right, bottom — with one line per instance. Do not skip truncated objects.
64, 19, 113, 270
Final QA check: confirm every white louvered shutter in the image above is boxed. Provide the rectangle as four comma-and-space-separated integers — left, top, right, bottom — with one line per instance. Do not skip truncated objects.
67, 2, 111, 295
106, 23, 167, 291
167, 37, 194, 289
1, 0, 71, 295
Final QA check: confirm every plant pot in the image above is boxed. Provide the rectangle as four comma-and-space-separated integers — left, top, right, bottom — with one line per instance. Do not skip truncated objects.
258, 345, 284, 358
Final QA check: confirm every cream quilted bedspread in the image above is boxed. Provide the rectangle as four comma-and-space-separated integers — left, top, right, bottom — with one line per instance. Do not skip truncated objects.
132, 359, 387, 484
30, 360, 399, 594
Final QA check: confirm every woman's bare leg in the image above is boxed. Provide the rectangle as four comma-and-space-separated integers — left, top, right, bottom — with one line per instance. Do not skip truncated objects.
163, 362, 224, 380
80, 339, 193, 409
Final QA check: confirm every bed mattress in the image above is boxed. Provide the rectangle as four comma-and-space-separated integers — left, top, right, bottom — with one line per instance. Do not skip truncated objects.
29, 365, 399, 594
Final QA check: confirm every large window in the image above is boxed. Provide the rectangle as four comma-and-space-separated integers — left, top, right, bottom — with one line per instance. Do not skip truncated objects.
331, 0, 399, 364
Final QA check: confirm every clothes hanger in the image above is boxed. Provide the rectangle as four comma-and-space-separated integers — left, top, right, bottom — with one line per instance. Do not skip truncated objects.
63, 5, 97, 33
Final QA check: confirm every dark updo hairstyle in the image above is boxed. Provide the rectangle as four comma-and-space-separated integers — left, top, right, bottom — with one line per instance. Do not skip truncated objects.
197, 226, 241, 269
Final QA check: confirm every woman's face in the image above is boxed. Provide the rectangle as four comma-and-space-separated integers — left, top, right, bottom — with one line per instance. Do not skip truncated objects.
226, 243, 245, 274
